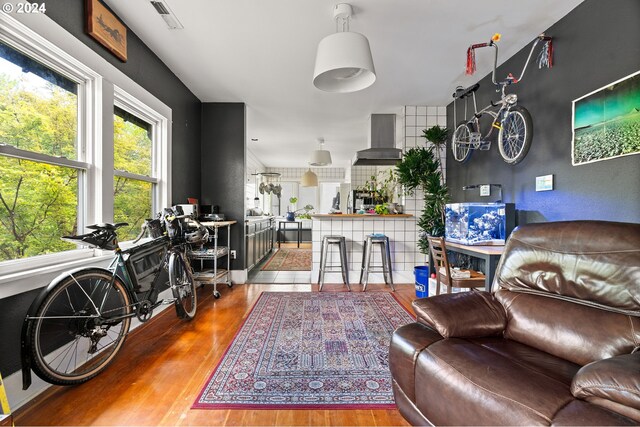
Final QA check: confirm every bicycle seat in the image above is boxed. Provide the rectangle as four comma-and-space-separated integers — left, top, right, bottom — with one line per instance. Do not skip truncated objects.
86, 222, 128, 231
62, 228, 119, 250
453, 83, 480, 99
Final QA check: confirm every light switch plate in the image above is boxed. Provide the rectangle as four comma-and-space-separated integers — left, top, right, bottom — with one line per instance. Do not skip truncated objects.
536, 174, 554, 191
480, 185, 491, 196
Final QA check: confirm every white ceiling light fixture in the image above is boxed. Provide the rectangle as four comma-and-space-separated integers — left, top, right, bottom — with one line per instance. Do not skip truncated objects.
301, 167, 318, 187
313, 3, 376, 93
309, 138, 332, 166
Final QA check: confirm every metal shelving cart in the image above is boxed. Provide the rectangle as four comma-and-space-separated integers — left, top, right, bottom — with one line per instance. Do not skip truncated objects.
188, 220, 236, 298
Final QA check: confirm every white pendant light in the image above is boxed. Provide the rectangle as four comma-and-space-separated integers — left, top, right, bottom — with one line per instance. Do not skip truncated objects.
301, 168, 318, 187
313, 3, 376, 93
310, 138, 332, 166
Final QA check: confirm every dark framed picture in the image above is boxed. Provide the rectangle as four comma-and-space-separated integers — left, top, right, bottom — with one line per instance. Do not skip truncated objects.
571, 70, 640, 165
86, 0, 127, 62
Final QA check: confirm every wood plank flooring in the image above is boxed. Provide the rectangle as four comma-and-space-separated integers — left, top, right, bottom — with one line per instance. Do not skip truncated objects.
15, 283, 415, 426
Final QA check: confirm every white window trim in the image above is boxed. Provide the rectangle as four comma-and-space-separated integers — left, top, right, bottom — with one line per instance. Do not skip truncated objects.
114, 85, 170, 213
0, 13, 103, 276
0, 13, 173, 287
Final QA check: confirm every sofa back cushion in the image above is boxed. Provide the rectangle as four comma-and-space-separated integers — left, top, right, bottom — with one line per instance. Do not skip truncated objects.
495, 220, 640, 315
496, 290, 640, 366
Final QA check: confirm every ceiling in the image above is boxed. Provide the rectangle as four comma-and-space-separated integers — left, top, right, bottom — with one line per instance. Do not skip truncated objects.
104, 0, 583, 168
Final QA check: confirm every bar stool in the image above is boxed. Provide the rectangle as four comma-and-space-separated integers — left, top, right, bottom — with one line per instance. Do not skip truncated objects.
318, 235, 350, 291
359, 234, 395, 291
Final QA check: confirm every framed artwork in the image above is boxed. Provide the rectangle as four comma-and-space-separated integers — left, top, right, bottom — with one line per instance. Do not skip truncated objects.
86, 0, 127, 62
572, 70, 640, 165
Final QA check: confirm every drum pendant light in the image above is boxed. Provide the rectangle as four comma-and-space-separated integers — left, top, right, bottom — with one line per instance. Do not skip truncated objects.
301, 167, 318, 187
310, 138, 332, 166
313, 3, 376, 93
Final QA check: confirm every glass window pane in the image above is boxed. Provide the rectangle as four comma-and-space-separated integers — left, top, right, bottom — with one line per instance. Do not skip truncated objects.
0, 41, 78, 159
0, 156, 78, 261
113, 177, 152, 241
114, 106, 152, 176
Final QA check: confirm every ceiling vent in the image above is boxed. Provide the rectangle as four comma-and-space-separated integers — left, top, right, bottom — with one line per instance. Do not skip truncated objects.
150, 1, 184, 30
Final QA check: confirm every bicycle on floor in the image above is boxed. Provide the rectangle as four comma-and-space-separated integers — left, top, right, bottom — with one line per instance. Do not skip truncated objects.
451, 33, 553, 165
20, 206, 208, 389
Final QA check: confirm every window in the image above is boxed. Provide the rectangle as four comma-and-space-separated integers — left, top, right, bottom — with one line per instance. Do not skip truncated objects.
0, 41, 84, 262
113, 106, 154, 241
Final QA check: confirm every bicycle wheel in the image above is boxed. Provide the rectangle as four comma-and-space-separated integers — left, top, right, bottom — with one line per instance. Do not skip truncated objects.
29, 269, 131, 386
169, 252, 197, 320
498, 105, 533, 164
451, 122, 474, 163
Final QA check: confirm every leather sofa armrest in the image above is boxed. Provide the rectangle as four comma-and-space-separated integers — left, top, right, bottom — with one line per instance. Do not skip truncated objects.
411, 291, 506, 338
571, 352, 640, 414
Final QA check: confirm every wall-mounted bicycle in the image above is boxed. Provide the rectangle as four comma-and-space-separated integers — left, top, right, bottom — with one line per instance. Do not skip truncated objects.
20, 206, 208, 388
451, 33, 553, 165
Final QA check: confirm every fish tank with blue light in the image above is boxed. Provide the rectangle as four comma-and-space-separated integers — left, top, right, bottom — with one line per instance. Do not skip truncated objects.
445, 203, 515, 245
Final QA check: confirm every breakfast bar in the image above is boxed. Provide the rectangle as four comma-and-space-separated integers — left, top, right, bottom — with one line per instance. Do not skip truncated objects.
311, 214, 420, 284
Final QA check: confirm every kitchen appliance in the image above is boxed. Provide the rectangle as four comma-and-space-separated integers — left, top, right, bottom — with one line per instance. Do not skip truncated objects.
352, 114, 402, 166
352, 190, 375, 212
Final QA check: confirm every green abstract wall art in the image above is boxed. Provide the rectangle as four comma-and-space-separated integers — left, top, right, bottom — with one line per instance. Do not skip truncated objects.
572, 70, 640, 165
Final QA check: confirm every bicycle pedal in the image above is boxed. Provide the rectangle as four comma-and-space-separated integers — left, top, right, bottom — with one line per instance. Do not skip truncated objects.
469, 132, 481, 143
161, 298, 177, 304
479, 142, 491, 151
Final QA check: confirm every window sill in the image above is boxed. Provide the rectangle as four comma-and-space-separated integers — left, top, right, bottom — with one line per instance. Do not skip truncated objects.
0, 251, 113, 299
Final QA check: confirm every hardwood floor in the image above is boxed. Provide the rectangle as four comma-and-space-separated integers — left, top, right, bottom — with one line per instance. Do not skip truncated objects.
15, 283, 415, 426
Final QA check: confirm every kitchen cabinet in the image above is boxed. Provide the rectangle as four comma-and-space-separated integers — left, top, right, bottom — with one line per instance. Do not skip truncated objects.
245, 216, 274, 271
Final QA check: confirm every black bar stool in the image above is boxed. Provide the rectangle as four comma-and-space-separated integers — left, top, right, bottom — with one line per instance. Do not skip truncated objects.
359, 234, 394, 291
318, 235, 350, 291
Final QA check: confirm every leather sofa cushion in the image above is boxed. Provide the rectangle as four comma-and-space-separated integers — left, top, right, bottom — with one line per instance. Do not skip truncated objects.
496, 290, 640, 366
552, 400, 638, 426
412, 291, 506, 338
495, 221, 640, 315
414, 337, 578, 425
388, 323, 443, 403
572, 352, 640, 422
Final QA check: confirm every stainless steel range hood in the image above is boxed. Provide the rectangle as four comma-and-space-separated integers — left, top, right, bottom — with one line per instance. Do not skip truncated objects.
352, 114, 402, 166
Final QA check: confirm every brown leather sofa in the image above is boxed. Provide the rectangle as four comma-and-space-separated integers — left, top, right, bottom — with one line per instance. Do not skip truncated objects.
390, 220, 640, 425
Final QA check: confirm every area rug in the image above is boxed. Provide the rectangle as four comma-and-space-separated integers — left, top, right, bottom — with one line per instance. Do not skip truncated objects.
193, 292, 414, 409
261, 248, 311, 271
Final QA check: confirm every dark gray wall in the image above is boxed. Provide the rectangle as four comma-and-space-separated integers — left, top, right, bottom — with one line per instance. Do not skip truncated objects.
446, 0, 640, 225
0, 1, 202, 378
201, 103, 246, 269
44, 0, 202, 204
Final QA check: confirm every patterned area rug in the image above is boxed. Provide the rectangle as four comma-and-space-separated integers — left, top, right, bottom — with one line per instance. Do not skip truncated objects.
193, 292, 414, 409
262, 248, 311, 271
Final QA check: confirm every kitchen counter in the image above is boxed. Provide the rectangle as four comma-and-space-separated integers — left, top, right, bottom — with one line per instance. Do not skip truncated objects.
311, 214, 413, 219
311, 214, 420, 284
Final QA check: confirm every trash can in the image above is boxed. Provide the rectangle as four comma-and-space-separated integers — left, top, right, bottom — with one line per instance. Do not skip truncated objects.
414, 266, 429, 298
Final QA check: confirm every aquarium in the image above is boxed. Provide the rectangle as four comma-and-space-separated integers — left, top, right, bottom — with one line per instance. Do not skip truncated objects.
445, 203, 515, 245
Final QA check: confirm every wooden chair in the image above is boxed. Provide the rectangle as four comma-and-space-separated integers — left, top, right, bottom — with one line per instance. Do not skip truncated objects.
427, 236, 486, 295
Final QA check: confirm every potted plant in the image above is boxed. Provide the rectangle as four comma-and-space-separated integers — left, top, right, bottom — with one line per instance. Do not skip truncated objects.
286, 197, 298, 220
395, 125, 449, 254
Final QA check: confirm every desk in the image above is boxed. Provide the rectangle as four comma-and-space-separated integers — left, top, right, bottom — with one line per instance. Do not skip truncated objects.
278, 220, 302, 248
440, 242, 504, 292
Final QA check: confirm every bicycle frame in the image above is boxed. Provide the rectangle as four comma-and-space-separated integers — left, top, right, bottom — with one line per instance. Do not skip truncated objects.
453, 34, 549, 146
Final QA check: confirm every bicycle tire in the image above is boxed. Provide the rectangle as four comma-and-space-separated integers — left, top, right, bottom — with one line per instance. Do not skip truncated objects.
169, 252, 197, 320
451, 122, 474, 163
498, 105, 533, 164
29, 269, 131, 386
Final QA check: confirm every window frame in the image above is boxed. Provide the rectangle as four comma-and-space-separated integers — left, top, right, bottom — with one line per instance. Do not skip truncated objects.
113, 85, 170, 217
0, 14, 171, 277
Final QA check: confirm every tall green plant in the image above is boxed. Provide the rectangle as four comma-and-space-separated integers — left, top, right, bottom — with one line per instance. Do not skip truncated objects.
396, 125, 449, 254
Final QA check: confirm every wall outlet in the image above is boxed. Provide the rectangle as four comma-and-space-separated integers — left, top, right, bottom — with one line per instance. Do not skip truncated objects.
230, 250, 236, 259
480, 185, 491, 196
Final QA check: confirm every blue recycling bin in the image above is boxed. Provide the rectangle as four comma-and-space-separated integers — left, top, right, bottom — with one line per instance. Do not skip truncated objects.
414, 266, 429, 298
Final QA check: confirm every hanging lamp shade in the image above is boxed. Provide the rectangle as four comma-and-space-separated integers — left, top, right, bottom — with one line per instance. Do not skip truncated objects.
301, 168, 318, 187
313, 31, 376, 93
310, 149, 332, 166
